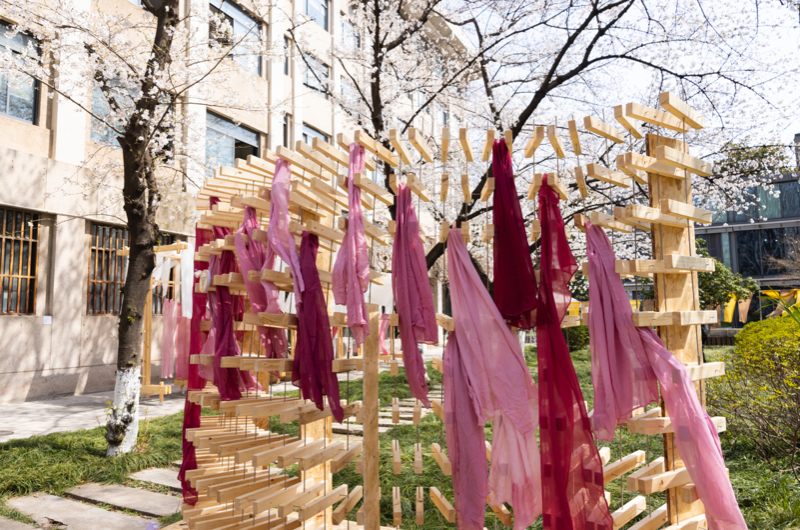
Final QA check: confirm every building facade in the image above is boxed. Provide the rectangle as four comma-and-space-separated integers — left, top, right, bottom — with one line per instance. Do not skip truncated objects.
0, 0, 464, 403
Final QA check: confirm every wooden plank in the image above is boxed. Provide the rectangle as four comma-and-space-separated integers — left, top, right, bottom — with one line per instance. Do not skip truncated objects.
628, 504, 668, 530
586, 163, 631, 188
639, 467, 692, 495
680, 484, 699, 504
413, 400, 422, 424
430, 487, 455, 523
431, 443, 452, 476
312, 137, 349, 167
409, 128, 434, 163
488, 502, 512, 527
584, 116, 625, 143
612, 496, 646, 529
393, 487, 402, 527
277, 482, 325, 518
482, 129, 496, 162
684, 361, 725, 381
256, 312, 299, 329
598, 446, 611, 465
662, 514, 707, 530
439, 221, 449, 243
604, 450, 646, 484
392, 439, 402, 474
363, 304, 381, 530
459, 127, 474, 162
353, 173, 393, 206
480, 177, 495, 202
391, 397, 400, 424
291, 181, 337, 215
574, 213, 587, 233
631, 416, 726, 435
626, 457, 665, 491
432, 399, 444, 422
546, 124, 566, 158
251, 479, 312, 515
656, 145, 713, 177
623, 152, 686, 180
614, 207, 651, 232
275, 439, 326, 468
297, 441, 345, 471
504, 129, 513, 151
616, 154, 648, 185
332, 486, 362, 525
632, 311, 717, 327
416, 487, 424, 525
440, 174, 449, 202
298, 485, 348, 522
414, 442, 423, 474
276, 145, 328, 180
626, 102, 688, 133
527, 173, 542, 200
461, 222, 470, 243
614, 104, 644, 139
331, 441, 362, 473
389, 129, 414, 165
406, 173, 432, 202
567, 120, 582, 155
660, 91, 705, 130
624, 204, 689, 229
354, 130, 399, 166
436, 313, 454, 331
461, 174, 470, 201
441, 127, 450, 162
664, 254, 714, 272
660, 199, 713, 224
482, 224, 495, 242
296, 140, 341, 176
524, 126, 545, 158
591, 211, 632, 234
547, 173, 569, 200
575, 166, 588, 198
337, 132, 377, 171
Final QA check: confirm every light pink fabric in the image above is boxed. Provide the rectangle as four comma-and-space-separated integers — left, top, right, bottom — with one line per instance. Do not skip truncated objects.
332, 144, 370, 346
160, 298, 178, 379
236, 206, 288, 363
379, 315, 390, 356
444, 331, 488, 530
585, 222, 748, 530
262, 159, 304, 310
447, 227, 542, 529
586, 221, 659, 441
174, 307, 190, 380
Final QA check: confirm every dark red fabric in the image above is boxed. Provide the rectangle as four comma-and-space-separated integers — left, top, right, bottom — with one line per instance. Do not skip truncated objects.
392, 183, 437, 407
294, 232, 343, 422
178, 214, 214, 505
492, 140, 539, 329
535, 176, 612, 530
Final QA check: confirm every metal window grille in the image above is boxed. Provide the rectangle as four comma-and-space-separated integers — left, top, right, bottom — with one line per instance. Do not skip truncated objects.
0, 208, 39, 314
87, 223, 128, 315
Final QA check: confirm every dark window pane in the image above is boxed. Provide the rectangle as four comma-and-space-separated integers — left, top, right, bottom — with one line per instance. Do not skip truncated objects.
27, 277, 35, 313
31, 214, 38, 240
21, 241, 28, 275
781, 180, 800, 218
1, 277, 7, 312
14, 212, 21, 238
3, 240, 9, 274
29, 242, 36, 277
736, 230, 761, 277
12, 240, 19, 274
735, 188, 757, 222
5, 210, 12, 237
23, 213, 30, 239
10, 277, 17, 312
19, 278, 26, 313
762, 228, 785, 276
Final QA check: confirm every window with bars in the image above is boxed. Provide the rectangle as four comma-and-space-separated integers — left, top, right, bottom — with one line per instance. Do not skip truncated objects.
87, 224, 128, 315
0, 208, 38, 314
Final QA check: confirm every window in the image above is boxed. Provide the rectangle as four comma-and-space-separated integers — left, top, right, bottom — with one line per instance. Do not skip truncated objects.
340, 19, 360, 49
721, 231, 732, 269
283, 114, 290, 148
0, 21, 39, 124
736, 230, 760, 277
88, 224, 128, 315
206, 111, 260, 175
302, 124, 328, 145
284, 37, 291, 76
303, 55, 329, 98
780, 180, 800, 218
734, 188, 757, 223
305, 0, 328, 30
758, 185, 781, 220
0, 208, 38, 314
437, 104, 448, 127
209, 0, 262, 76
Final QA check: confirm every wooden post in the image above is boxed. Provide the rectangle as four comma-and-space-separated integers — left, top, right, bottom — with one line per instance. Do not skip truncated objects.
363, 303, 381, 530
143, 283, 153, 397
646, 133, 705, 523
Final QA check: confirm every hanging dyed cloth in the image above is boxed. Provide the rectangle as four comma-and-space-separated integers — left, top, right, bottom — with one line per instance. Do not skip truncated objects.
160, 298, 178, 379
535, 176, 612, 530
174, 306, 190, 380
443, 330, 488, 530
379, 314, 391, 356
586, 222, 659, 441
492, 140, 540, 329
294, 232, 343, 421
178, 220, 214, 505
332, 144, 370, 346
235, 206, 289, 363
585, 221, 747, 530
392, 183, 437, 407
262, 158, 304, 312
447, 228, 542, 529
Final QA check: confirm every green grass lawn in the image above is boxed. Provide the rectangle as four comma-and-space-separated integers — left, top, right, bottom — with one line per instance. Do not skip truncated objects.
2, 345, 798, 529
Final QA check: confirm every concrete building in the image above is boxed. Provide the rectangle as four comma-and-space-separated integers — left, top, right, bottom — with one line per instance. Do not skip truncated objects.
0, 0, 466, 403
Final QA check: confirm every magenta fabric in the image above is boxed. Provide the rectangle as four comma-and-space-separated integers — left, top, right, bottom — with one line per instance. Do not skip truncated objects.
447, 228, 542, 529
332, 143, 370, 346
585, 221, 747, 530
294, 232, 343, 422
379, 315, 390, 356
443, 331, 488, 530
263, 158, 304, 310
174, 306, 190, 380
160, 299, 177, 379
392, 183, 437, 407
492, 140, 539, 329
178, 220, 214, 505
235, 206, 288, 362
535, 176, 612, 530
586, 222, 659, 441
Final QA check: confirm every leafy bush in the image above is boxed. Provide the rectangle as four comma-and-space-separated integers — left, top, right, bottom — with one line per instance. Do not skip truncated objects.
708, 317, 800, 481
563, 325, 590, 350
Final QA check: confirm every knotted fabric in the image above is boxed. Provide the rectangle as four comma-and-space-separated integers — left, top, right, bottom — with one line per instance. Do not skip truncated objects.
492, 139, 539, 329
332, 144, 370, 345
392, 183, 437, 407
535, 177, 612, 530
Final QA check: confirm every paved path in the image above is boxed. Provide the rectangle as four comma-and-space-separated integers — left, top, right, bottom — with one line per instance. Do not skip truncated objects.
0, 387, 186, 443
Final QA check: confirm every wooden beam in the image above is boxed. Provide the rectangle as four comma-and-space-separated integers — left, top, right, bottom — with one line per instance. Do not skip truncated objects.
546, 124, 566, 158
659, 91, 705, 130
430, 488, 455, 523
524, 126, 545, 158
613, 207, 651, 232
624, 204, 689, 229
586, 163, 631, 188
591, 211, 632, 234
389, 129, 413, 165
546, 173, 568, 200
575, 166, 588, 198
296, 140, 341, 176
481, 177, 495, 201
482, 224, 495, 243
336, 132, 377, 171
416, 487, 425, 525
527, 173, 543, 199
439, 221, 449, 243
460, 174, 470, 201
362, 304, 381, 530
638, 467, 691, 495
611, 496, 646, 529
393, 487, 402, 527
332, 486, 362, 525
441, 127, 450, 162
631, 310, 718, 327
406, 173, 432, 202
567, 120, 582, 155
584, 116, 625, 143
392, 439, 402, 474
530, 219, 541, 241
431, 443, 452, 476
354, 173, 393, 206
331, 441, 362, 473
623, 152, 685, 180
603, 450, 646, 484
298, 485, 348, 522
312, 137, 349, 167
625, 102, 688, 133
614, 105, 644, 139
660, 199, 713, 224
459, 127, 474, 162
626, 457, 665, 492
656, 145, 713, 177
616, 154, 648, 185
663, 254, 715, 272
482, 129, 496, 162
440, 174, 449, 202
354, 130, 399, 167
504, 129, 513, 152
414, 442, 423, 474
409, 128, 434, 163
629, 416, 726, 436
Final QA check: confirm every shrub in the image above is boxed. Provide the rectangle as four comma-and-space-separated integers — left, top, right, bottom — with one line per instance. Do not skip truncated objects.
563, 325, 590, 351
708, 317, 800, 481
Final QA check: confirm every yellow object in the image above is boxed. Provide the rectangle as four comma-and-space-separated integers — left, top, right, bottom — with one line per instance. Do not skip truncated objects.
568, 302, 580, 316
723, 295, 736, 323
630, 300, 640, 312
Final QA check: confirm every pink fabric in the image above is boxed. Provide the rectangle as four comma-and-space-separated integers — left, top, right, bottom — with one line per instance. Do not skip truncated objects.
443, 331, 488, 530
379, 315, 390, 356
178, 220, 214, 505
294, 232, 343, 422
492, 140, 539, 329
585, 221, 748, 530
447, 228, 542, 529
586, 221, 659, 441
262, 158, 304, 310
235, 206, 288, 363
174, 307, 190, 380
535, 176, 612, 530
392, 183, 437, 407
160, 299, 178, 379
332, 144, 370, 346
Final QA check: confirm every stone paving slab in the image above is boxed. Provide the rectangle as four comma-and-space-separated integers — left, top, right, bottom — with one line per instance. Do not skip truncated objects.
8, 494, 151, 530
130, 468, 182, 492
0, 516, 37, 529
68, 483, 180, 517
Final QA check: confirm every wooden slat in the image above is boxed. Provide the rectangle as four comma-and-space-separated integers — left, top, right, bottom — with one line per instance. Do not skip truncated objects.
638, 467, 692, 495
393, 487, 402, 527
389, 129, 414, 165
614, 207, 651, 232
251, 479, 312, 515
662, 514, 707, 530
632, 310, 718, 327
624, 204, 689, 228
612, 496, 646, 529
630, 416, 726, 435
656, 145, 713, 177
626, 102, 688, 133
354, 130, 399, 166
660, 199, 713, 224
336, 132, 377, 171
332, 486, 362, 525
480, 177, 495, 201
439, 221, 449, 243
392, 439, 402, 474
616, 154, 648, 185
575, 166, 588, 198
586, 163, 631, 188
626, 457, 665, 492
298, 484, 348, 522
524, 126, 545, 158
331, 441, 362, 473
614, 104, 644, 139
567, 120, 582, 155
459, 127, 474, 162
660, 91, 705, 130
591, 211, 632, 234
430, 487, 455, 523
413, 400, 422, 424
416, 487, 425, 525
482, 224, 495, 243
461, 174, 470, 201
297, 441, 345, 471
431, 443, 452, 476
623, 152, 686, 180
684, 361, 725, 381
353, 173, 393, 206
392, 397, 400, 424
481, 129, 496, 162
406, 173, 432, 202
584, 116, 625, 143
440, 174, 449, 202
488, 502, 513, 527
546, 124, 566, 158
414, 442, 423, 474
296, 140, 341, 175
628, 504, 668, 530
312, 137, 349, 167
603, 450, 646, 484
409, 128, 434, 163
664, 254, 714, 272
432, 399, 444, 422
441, 127, 450, 162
